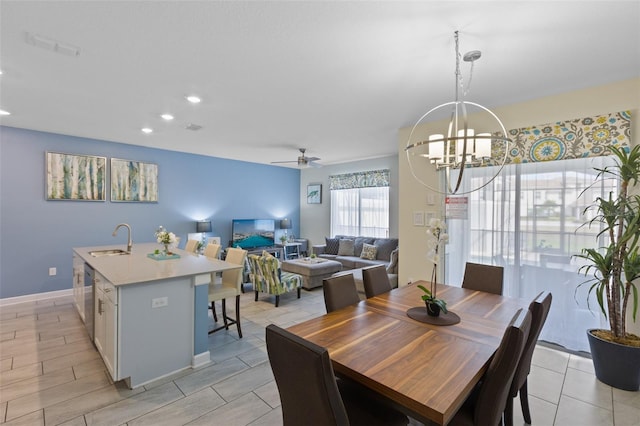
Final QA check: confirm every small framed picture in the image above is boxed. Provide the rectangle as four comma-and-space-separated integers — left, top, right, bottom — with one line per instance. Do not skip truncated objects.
307, 184, 322, 204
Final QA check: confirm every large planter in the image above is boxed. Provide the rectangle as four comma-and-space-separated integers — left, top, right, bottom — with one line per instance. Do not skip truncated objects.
587, 329, 640, 391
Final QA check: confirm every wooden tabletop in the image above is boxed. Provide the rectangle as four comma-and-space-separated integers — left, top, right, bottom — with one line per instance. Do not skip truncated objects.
286, 281, 528, 425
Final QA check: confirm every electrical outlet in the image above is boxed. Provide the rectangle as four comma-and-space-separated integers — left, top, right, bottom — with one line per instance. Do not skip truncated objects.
49, 267, 57, 276
151, 297, 168, 308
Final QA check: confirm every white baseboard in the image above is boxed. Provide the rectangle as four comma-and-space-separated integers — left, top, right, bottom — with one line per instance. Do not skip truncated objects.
192, 351, 211, 368
0, 288, 73, 307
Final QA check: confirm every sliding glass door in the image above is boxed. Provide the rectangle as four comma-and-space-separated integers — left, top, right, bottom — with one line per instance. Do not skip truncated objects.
445, 156, 616, 352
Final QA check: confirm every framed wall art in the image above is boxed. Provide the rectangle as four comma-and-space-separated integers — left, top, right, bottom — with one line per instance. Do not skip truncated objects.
110, 158, 158, 202
307, 183, 322, 204
46, 152, 106, 201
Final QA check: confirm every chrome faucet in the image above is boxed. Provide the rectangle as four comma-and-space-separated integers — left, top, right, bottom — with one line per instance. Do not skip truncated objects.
112, 223, 133, 252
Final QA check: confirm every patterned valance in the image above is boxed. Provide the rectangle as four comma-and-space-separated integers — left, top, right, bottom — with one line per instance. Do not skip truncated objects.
499, 110, 631, 165
329, 169, 390, 190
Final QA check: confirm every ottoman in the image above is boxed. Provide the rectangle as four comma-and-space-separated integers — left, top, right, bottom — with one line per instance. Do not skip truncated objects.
281, 258, 342, 290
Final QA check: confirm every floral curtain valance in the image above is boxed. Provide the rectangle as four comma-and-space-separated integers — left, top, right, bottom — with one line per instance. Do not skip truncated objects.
493, 110, 631, 165
329, 169, 390, 190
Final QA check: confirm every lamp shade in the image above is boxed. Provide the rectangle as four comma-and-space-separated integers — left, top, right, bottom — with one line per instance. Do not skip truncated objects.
196, 220, 212, 233
280, 218, 292, 230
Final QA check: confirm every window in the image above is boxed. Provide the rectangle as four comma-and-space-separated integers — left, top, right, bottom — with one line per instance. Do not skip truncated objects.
329, 170, 389, 237
445, 156, 617, 352
331, 187, 389, 237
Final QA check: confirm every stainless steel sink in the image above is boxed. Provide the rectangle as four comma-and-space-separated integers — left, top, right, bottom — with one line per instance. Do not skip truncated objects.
89, 249, 130, 257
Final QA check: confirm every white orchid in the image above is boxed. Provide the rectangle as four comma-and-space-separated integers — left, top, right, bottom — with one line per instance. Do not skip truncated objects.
425, 217, 448, 302
426, 218, 448, 265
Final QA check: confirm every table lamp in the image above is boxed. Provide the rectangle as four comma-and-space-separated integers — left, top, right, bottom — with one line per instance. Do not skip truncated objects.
280, 218, 291, 241
196, 220, 212, 233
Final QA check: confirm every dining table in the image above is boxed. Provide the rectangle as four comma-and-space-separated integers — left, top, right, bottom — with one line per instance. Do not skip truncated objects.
286, 281, 529, 425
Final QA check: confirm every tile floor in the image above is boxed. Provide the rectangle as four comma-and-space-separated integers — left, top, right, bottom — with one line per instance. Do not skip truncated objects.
1, 287, 639, 426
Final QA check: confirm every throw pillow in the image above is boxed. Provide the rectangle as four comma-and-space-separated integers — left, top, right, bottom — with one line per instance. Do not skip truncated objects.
360, 243, 377, 260
374, 238, 398, 261
325, 237, 340, 255
354, 237, 375, 257
337, 239, 355, 256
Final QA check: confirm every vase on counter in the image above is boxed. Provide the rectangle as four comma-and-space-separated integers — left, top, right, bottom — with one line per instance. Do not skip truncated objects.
163, 243, 170, 255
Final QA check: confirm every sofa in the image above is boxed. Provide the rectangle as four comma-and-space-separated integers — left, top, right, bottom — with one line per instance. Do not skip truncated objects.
313, 235, 398, 268
312, 235, 399, 292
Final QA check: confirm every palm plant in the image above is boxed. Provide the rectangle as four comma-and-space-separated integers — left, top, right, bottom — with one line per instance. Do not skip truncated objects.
576, 145, 640, 343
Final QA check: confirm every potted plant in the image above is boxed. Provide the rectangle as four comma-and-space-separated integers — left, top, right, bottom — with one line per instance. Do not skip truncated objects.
421, 218, 449, 317
575, 145, 640, 391
417, 284, 448, 317
279, 235, 287, 244
155, 225, 177, 255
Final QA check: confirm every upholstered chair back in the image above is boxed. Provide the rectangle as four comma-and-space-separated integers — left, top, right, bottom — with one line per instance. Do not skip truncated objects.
362, 264, 392, 298
461, 262, 504, 295
322, 274, 360, 313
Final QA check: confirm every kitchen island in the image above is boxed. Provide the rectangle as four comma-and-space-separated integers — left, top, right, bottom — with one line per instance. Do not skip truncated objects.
73, 242, 242, 388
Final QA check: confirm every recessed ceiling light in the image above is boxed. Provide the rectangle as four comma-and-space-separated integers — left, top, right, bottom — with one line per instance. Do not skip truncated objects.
0, 109, 11, 116
185, 95, 201, 104
161, 114, 174, 121
141, 127, 153, 134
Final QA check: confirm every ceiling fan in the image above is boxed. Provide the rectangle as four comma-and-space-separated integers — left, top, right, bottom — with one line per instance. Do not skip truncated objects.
271, 148, 322, 168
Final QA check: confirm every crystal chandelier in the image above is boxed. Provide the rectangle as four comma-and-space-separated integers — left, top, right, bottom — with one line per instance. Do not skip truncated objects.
405, 31, 511, 195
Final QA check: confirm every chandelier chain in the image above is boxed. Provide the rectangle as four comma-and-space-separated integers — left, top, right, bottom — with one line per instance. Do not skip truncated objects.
454, 30, 475, 99
405, 30, 511, 195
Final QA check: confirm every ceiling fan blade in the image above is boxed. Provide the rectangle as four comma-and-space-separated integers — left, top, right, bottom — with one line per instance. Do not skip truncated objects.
305, 157, 320, 162
271, 160, 297, 164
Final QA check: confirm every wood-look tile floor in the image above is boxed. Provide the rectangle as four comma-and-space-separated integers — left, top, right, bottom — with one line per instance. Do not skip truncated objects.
1, 288, 638, 425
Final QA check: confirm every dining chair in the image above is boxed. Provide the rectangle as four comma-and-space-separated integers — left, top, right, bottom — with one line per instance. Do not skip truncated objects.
362, 264, 393, 298
203, 243, 221, 259
202, 243, 223, 321
447, 308, 532, 426
265, 324, 409, 426
504, 291, 553, 426
323, 274, 360, 313
461, 262, 504, 295
207, 247, 247, 338
184, 239, 199, 253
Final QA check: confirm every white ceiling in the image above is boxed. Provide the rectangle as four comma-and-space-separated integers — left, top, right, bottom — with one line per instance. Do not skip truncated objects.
1, 1, 639, 168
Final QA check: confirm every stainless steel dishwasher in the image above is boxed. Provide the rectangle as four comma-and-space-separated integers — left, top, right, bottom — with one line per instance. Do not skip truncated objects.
84, 263, 95, 341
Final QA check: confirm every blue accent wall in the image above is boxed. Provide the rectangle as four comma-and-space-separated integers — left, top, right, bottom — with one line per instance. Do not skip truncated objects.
0, 126, 300, 299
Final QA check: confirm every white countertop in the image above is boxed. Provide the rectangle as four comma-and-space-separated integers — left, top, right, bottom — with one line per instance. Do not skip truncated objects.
74, 243, 241, 286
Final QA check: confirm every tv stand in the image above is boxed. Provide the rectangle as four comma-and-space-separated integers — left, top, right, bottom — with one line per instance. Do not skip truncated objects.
246, 246, 284, 259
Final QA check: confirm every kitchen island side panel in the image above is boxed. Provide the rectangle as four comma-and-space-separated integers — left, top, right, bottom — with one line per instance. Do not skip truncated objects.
118, 277, 193, 387
193, 282, 210, 357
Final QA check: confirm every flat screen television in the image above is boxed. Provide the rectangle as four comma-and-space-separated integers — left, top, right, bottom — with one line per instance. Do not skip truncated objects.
231, 219, 275, 250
